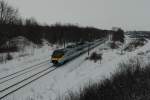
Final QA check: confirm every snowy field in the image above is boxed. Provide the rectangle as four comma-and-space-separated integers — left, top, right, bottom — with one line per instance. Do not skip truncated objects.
0, 38, 62, 78
0, 45, 53, 78
1, 36, 150, 100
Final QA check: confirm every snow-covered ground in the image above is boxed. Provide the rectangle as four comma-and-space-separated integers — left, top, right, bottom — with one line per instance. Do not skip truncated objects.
0, 38, 62, 78
1, 36, 150, 100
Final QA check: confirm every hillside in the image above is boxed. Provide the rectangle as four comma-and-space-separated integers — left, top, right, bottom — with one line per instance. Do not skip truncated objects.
0, 32, 150, 100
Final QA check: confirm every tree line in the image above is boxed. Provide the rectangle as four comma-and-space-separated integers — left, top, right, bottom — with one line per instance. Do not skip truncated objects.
0, 0, 124, 53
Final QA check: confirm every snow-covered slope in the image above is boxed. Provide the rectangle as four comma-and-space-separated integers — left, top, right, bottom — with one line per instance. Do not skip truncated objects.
1, 35, 150, 100
0, 37, 61, 78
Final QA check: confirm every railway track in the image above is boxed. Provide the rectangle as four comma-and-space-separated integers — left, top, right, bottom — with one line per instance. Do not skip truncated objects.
0, 64, 57, 99
0, 62, 49, 85
0, 60, 50, 81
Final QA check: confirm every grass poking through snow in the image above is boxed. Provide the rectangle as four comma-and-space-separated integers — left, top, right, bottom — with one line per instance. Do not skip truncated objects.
62, 57, 150, 100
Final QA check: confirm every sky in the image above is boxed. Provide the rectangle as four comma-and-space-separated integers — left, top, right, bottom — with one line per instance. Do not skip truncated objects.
6, 0, 150, 31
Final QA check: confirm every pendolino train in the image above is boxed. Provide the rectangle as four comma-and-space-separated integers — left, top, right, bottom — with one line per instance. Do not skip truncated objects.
51, 39, 102, 65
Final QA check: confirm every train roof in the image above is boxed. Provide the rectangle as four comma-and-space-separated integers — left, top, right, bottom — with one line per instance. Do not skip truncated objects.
66, 44, 76, 49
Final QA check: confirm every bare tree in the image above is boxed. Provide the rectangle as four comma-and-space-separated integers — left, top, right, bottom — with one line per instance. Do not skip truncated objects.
0, 0, 18, 24
25, 17, 39, 26
0, 0, 6, 24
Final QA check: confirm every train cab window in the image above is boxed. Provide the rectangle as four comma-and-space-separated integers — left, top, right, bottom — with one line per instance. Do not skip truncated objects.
52, 50, 65, 58
66, 45, 75, 49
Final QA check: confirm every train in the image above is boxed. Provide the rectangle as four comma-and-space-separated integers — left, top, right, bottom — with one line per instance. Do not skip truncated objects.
51, 39, 103, 65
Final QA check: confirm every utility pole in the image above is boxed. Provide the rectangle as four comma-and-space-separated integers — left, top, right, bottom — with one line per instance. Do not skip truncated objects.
43, 32, 45, 39
88, 43, 89, 56
88, 33, 90, 56
64, 39, 65, 48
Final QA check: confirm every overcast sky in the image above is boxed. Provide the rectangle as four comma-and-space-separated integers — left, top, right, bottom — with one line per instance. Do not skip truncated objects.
6, 0, 150, 31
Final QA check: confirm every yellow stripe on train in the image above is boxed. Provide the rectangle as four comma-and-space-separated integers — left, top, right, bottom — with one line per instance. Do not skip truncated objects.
51, 57, 63, 61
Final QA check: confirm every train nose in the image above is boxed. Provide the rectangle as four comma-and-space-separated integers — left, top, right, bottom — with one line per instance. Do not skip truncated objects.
52, 60, 58, 64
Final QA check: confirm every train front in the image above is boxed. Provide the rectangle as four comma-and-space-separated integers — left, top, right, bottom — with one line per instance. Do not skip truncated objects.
51, 49, 65, 65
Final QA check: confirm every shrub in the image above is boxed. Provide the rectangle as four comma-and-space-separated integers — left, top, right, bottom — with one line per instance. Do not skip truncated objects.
124, 39, 146, 51
64, 57, 150, 100
6, 53, 13, 60
107, 41, 118, 49
89, 52, 102, 63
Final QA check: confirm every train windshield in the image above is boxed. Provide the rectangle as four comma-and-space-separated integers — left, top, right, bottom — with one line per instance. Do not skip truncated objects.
66, 45, 75, 48
52, 50, 65, 58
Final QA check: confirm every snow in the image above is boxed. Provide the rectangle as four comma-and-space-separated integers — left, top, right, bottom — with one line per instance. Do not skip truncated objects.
1, 36, 150, 100
0, 45, 52, 78
0, 38, 62, 78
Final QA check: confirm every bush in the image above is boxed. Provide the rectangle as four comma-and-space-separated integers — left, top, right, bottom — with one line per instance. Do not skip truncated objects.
107, 41, 118, 49
6, 53, 13, 60
64, 58, 150, 100
124, 39, 146, 51
89, 52, 102, 62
